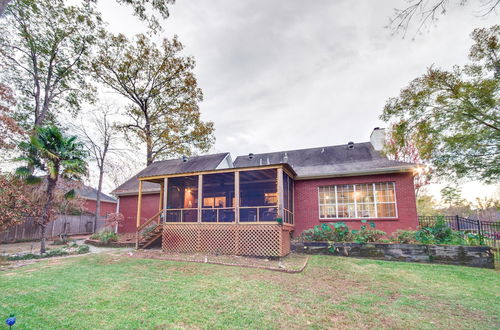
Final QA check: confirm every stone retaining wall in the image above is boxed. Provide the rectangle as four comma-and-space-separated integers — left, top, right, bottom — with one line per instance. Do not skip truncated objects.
84, 239, 135, 248
292, 242, 494, 268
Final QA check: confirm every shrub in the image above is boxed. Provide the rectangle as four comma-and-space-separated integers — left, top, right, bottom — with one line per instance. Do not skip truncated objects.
415, 218, 467, 245
350, 220, 386, 243
91, 228, 118, 244
393, 230, 418, 244
77, 245, 90, 254
301, 222, 352, 242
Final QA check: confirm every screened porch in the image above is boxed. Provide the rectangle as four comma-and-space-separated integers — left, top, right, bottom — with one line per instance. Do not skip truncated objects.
135, 165, 295, 256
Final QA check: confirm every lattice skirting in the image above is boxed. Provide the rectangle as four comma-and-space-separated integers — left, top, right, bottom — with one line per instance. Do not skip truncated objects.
162, 224, 292, 257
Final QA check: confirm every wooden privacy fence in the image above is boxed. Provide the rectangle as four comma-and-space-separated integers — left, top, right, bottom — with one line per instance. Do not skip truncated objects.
0, 215, 106, 242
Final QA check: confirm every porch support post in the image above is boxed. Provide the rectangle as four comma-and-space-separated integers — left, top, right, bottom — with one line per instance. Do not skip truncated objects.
235, 171, 240, 223
159, 182, 164, 212
135, 180, 143, 249
163, 178, 168, 223
277, 168, 284, 219
197, 175, 203, 223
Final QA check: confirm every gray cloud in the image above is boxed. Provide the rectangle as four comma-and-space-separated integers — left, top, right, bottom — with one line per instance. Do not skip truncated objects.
95, 0, 498, 198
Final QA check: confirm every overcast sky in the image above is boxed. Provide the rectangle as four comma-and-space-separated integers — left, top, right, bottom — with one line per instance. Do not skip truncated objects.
93, 0, 498, 200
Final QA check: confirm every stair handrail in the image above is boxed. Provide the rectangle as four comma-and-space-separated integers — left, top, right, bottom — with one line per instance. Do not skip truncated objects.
137, 209, 163, 232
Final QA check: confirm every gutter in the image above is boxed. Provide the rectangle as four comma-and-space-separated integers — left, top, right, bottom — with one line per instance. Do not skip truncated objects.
294, 166, 416, 180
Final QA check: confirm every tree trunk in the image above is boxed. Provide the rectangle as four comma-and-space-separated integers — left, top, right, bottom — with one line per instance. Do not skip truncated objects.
40, 224, 46, 254
145, 120, 153, 166
94, 166, 104, 232
40, 176, 57, 254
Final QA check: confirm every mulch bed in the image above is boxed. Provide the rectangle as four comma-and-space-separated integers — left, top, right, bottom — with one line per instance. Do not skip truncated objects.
126, 250, 309, 273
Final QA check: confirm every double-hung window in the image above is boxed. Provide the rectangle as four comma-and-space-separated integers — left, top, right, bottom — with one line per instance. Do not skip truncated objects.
318, 182, 396, 219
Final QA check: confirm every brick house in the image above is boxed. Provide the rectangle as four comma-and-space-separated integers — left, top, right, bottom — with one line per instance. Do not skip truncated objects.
76, 185, 118, 217
113, 128, 418, 256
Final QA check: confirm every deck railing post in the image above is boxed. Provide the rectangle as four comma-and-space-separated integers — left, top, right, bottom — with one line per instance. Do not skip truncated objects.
235, 171, 240, 223
163, 178, 168, 223
198, 175, 203, 223
136, 180, 143, 249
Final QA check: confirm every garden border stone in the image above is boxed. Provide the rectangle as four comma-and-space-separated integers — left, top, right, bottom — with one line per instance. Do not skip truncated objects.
292, 241, 494, 268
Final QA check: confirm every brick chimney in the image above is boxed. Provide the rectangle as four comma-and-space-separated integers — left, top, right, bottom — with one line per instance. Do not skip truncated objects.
370, 127, 386, 151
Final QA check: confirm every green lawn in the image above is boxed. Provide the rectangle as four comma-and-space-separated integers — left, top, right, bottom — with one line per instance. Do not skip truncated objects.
0, 254, 498, 329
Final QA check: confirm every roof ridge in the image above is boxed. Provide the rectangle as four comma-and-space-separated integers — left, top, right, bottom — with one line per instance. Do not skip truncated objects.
234, 142, 372, 159
149, 152, 230, 165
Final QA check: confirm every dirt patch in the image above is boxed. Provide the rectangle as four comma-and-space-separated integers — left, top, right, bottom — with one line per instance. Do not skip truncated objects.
127, 250, 309, 273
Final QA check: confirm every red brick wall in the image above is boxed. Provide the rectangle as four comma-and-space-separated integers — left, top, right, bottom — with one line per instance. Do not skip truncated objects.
83, 200, 117, 217
293, 172, 418, 236
118, 193, 160, 233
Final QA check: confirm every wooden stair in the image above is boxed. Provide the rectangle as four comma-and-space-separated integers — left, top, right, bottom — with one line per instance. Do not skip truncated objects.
138, 224, 163, 249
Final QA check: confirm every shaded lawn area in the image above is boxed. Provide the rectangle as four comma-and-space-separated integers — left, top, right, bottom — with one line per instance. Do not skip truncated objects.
0, 254, 498, 329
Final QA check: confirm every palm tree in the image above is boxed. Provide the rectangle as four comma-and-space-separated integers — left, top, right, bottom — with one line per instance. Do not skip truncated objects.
16, 125, 88, 253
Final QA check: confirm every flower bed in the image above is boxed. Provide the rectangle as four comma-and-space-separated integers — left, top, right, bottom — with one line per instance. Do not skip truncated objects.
292, 241, 494, 268
293, 219, 495, 268
3, 244, 90, 261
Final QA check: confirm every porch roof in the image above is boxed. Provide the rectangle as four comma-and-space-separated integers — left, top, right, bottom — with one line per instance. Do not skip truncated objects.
139, 163, 297, 183
113, 153, 230, 195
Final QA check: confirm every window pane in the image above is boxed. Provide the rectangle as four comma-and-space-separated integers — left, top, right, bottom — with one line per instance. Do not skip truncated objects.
202, 172, 235, 222
356, 203, 376, 218
355, 184, 374, 203
377, 203, 396, 217
337, 185, 354, 203
320, 205, 336, 218
337, 204, 355, 218
375, 182, 395, 203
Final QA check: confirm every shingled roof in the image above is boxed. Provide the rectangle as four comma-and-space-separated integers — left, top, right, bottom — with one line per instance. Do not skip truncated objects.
76, 185, 117, 203
233, 142, 415, 178
113, 153, 231, 195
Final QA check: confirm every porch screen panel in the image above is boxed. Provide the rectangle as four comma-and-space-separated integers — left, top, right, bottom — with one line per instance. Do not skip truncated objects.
202, 172, 235, 222
319, 182, 396, 219
239, 169, 277, 222
282, 171, 294, 224
166, 176, 198, 222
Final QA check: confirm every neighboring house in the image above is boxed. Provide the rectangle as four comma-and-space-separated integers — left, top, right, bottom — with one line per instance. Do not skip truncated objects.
113, 128, 418, 256
76, 185, 117, 217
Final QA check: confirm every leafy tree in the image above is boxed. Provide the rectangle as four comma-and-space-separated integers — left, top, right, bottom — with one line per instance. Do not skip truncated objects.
16, 125, 88, 253
381, 25, 499, 184
389, 0, 500, 36
0, 83, 24, 151
471, 196, 499, 221
93, 33, 215, 166
75, 105, 120, 231
416, 193, 440, 216
440, 186, 465, 208
1, 1, 174, 32
0, 174, 36, 231
384, 126, 431, 195
0, 0, 102, 131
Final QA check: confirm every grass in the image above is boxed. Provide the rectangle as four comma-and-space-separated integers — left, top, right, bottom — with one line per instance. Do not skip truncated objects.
0, 254, 498, 329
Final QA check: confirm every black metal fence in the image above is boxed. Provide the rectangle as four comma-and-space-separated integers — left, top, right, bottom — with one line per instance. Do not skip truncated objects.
418, 215, 499, 248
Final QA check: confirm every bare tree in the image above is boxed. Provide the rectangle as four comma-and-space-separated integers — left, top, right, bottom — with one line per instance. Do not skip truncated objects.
389, 0, 500, 36
76, 106, 120, 232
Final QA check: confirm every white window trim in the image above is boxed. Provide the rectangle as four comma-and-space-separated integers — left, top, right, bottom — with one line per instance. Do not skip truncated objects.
317, 182, 398, 220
